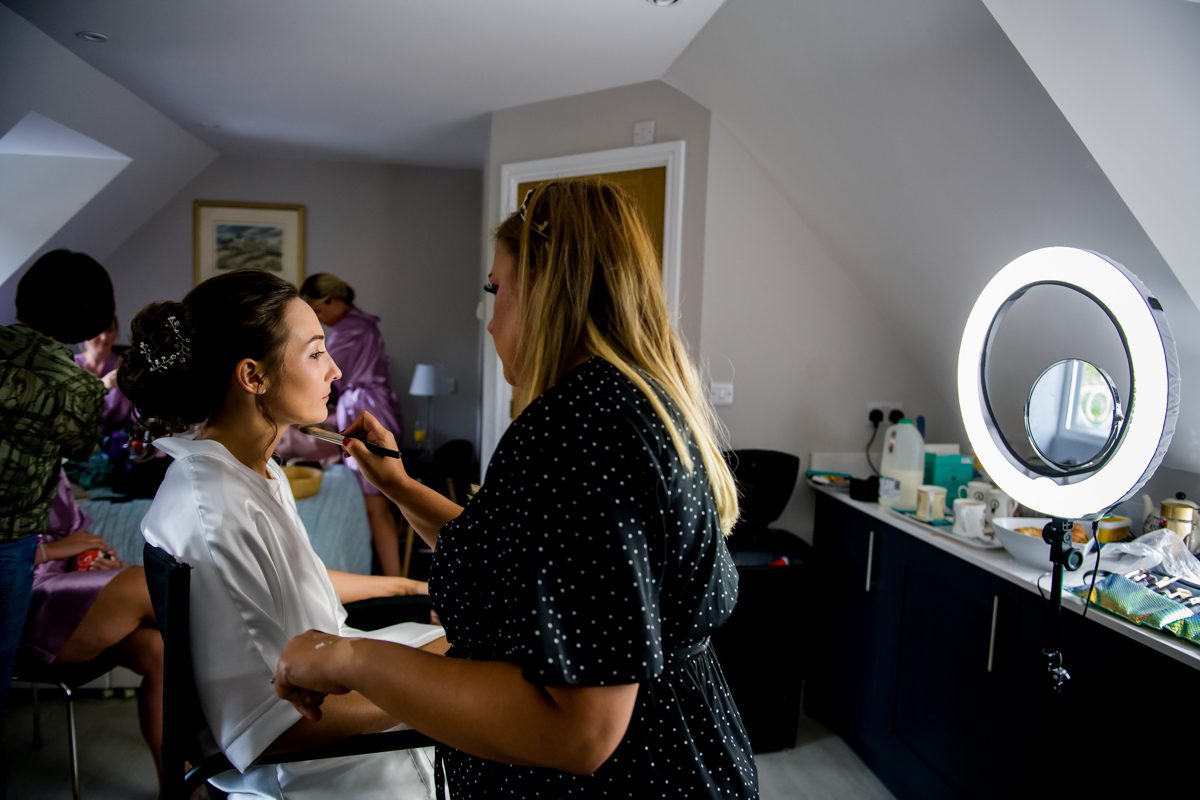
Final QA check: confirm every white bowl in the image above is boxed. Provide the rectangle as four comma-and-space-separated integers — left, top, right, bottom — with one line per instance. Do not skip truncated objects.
991, 516, 1087, 569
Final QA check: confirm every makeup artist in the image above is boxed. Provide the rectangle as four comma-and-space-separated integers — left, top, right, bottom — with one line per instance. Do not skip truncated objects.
275, 179, 759, 799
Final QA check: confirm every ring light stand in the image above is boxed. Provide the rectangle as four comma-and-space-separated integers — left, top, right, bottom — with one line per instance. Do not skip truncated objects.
958, 247, 1180, 694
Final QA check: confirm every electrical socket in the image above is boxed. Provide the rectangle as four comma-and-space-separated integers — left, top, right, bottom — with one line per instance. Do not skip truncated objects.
867, 401, 903, 427
710, 381, 734, 407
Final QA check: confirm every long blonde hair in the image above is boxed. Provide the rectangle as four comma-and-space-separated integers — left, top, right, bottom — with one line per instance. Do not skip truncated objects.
299, 273, 355, 306
495, 178, 739, 533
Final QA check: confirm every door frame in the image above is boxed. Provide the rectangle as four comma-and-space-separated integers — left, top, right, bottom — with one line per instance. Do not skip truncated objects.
481, 140, 687, 474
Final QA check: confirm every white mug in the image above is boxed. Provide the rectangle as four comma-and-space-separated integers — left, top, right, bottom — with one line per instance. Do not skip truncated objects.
986, 487, 1017, 521
952, 499, 986, 539
915, 485, 948, 522
958, 480, 993, 504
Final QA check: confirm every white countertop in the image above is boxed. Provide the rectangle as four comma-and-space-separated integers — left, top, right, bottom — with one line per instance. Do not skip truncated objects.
814, 485, 1200, 671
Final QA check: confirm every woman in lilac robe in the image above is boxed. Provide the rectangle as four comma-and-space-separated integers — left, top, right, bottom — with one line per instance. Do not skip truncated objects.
23, 471, 164, 787
74, 316, 134, 437
302, 274, 406, 576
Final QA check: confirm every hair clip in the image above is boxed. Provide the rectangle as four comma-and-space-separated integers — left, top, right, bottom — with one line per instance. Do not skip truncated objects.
141, 315, 191, 373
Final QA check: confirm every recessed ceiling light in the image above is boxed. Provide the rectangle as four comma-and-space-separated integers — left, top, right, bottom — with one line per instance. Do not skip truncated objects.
646, 0, 680, 6
75, 31, 109, 43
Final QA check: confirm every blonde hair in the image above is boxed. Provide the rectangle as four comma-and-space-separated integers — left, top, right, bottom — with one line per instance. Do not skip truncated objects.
299, 273, 355, 306
495, 178, 739, 533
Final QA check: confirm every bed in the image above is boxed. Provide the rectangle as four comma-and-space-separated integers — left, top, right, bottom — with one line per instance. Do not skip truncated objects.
79, 463, 372, 573
71, 463, 371, 690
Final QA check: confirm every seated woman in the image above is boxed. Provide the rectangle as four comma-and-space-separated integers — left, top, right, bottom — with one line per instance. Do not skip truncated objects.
23, 469, 163, 789
120, 269, 445, 799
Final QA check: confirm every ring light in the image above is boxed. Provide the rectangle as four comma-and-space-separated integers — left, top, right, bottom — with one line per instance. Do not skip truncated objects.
958, 247, 1179, 520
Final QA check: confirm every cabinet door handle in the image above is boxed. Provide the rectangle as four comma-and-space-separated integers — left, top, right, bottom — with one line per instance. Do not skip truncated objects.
865, 530, 875, 593
987, 595, 999, 673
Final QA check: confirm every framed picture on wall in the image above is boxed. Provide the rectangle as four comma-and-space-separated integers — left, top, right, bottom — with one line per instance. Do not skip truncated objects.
193, 200, 306, 286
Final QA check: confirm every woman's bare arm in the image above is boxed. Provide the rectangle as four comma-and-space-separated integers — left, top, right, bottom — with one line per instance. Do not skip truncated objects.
276, 632, 638, 775
268, 635, 450, 753
340, 412, 464, 548
326, 570, 427, 604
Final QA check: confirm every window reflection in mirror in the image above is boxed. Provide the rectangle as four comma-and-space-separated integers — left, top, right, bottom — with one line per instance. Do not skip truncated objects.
1025, 359, 1121, 471
983, 283, 1129, 472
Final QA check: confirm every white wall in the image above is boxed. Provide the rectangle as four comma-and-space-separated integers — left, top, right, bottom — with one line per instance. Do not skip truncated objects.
0, 5, 215, 310
105, 156, 483, 451
701, 119, 958, 539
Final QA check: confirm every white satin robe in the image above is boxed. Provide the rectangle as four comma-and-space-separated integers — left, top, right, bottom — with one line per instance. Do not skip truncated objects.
143, 436, 443, 799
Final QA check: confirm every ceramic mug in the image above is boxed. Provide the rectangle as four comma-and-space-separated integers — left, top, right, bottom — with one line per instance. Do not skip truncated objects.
952, 499, 986, 539
915, 485, 948, 522
958, 480, 993, 504
986, 487, 1017, 522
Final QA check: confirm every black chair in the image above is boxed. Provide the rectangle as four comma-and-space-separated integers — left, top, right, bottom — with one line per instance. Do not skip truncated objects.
142, 543, 436, 799
713, 449, 810, 753
11, 648, 122, 800
400, 439, 476, 578
432, 439, 476, 505
722, 449, 802, 551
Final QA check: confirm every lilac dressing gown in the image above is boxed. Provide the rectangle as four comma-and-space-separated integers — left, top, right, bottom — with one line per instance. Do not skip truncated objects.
74, 351, 134, 436
327, 308, 403, 495
22, 471, 122, 663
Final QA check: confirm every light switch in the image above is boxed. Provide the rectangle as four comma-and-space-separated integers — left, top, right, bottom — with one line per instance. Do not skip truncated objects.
710, 381, 734, 407
633, 120, 655, 146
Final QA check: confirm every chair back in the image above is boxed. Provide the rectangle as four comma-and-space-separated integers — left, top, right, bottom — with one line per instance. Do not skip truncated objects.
432, 439, 476, 504
143, 543, 438, 798
143, 542, 213, 798
723, 449, 801, 532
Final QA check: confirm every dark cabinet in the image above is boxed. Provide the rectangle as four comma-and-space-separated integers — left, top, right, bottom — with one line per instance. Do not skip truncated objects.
808, 494, 903, 768
808, 493, 1200, 799
890, 537, 1033, 799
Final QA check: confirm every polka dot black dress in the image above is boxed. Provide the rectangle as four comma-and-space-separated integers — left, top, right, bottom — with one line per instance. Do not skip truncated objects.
429, 358, 758, 799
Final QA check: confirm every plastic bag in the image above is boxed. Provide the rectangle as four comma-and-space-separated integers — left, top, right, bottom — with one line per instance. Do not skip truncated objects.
1094, 528, 1200, 585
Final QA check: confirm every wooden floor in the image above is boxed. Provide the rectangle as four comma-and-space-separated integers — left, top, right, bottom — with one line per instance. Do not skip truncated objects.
4, 689, 894, 799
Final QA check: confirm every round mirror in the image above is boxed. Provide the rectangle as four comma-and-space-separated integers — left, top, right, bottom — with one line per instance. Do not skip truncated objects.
958, 248, 1179, 520
982, 282, 1131, 476
1025, 359, 1122, 472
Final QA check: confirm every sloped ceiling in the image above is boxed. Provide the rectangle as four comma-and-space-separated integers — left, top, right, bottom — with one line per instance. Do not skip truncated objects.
2, 0, 726, 167
982, 0, 1200, 318
665, 0, 1200, 474
0, 5, 216, 313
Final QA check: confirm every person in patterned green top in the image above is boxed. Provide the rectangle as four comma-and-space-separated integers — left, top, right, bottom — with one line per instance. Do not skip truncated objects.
0, 249, 113, 755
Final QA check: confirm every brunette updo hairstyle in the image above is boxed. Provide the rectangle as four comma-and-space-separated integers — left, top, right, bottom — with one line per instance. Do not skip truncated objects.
119, 269, 298, 437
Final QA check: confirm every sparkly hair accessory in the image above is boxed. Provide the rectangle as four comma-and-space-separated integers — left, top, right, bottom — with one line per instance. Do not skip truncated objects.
140, 315, 191, 373
518, 188, 550, 239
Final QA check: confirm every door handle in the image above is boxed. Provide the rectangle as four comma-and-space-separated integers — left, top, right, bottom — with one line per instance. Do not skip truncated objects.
987, 595, 999, 673
865, 530, 875, 593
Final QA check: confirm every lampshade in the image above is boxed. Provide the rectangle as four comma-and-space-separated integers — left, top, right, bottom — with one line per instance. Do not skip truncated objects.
409, 363, 439, 397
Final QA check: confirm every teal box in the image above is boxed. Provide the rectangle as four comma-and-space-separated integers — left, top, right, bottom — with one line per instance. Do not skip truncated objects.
924, 453, 975, 501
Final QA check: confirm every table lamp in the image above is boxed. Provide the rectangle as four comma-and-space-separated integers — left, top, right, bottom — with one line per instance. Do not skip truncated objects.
409, 363, 439, 452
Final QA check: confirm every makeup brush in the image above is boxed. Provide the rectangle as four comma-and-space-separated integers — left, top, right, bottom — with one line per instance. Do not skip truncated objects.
298, 425, 401, 459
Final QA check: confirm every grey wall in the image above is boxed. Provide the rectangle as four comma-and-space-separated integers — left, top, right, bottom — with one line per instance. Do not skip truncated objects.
700, 119, 959, 538
0, 5, 215, 307
105, 157, 483, 451
983, 0, 1200, 316
480, 80, 713, 468
664, 0, 1200, 525
485, 80, 712, 348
